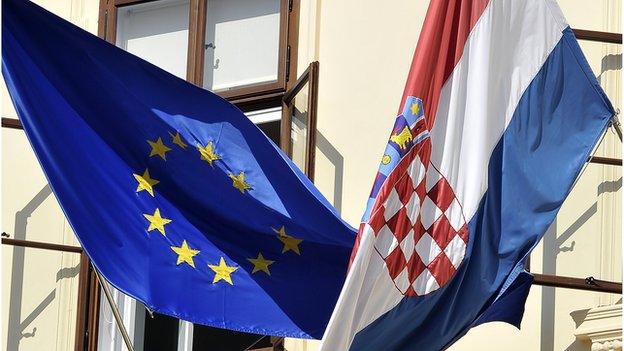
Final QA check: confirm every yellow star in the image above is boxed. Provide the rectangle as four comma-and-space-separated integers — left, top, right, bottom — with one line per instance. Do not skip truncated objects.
247, 253, 275, 275
410, 102, 420, 115
208, 257, 238, 285
169, 131, 188, 149
133, 169, 160, 197
171, 240, 200, 268
273, 226, 303, 255
143, 208, 172, 236
147, 137, 171, 160
197, 142, 220, 166
229, 172, 252, 194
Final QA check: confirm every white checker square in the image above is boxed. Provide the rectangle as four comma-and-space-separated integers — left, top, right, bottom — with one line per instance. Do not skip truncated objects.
444, 235, 466, 269
374, 225, 399, 258
383, 188, 403, 221
404, 191, 421, 224
444, 199, 464, 231
412, 268, 440, 295
415, 232, 442, 265
420, 196, 442, 229
408, 155, 426, 188
425, 167, 442, 192
393, 267, 411, 294
399, 229, 416, 261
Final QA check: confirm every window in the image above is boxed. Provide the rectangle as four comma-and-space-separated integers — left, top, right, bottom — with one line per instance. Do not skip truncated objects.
203, 0, 282, 92
95, 3, 318, 348
96, 286, 275, 351
99, 0, 298, 102
115, 0, 191, 80
281, 61, 319, 180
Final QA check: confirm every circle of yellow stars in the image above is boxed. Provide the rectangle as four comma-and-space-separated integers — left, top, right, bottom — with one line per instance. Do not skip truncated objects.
133, 130, 304, 286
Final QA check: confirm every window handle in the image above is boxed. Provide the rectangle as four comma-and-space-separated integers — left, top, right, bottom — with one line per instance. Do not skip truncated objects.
205, 42, 216, 50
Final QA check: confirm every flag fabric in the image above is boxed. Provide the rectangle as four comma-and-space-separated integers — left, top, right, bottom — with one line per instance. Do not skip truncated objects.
321, 0, 614, 350
2, 0, 356, 339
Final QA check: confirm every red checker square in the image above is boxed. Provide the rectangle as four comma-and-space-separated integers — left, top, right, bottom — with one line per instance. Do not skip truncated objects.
457, 223, 469, 242
430, 215, 457, 250
404, 286, 417, 297
406, 254, 426, 283
416, 139, 431, 164
428, 253, 456, 288
384, 247, 408, 279
394, 174, 415, 204
386, 208, 412, 241
427, 178, 456, 211
414, 179, 427, 202
412, 219, 427, 242
368, 209, 387, 234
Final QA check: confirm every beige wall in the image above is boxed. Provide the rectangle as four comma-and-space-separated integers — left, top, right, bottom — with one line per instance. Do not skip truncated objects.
290, 0, 622, 350
2, 1, 99, 350
1, 0, 620, 350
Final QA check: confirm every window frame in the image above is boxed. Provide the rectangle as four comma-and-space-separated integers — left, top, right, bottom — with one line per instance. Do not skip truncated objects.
97, 0, 299, 103
280, 61, 319, 181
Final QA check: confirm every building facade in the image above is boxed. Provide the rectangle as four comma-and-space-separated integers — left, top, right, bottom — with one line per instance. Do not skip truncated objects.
1, 0, 621, 350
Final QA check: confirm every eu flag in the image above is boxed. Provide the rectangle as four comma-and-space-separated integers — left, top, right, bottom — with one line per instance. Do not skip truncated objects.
2, 0, 355, 339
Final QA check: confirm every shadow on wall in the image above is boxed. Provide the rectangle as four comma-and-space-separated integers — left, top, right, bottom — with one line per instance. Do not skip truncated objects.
6, 184, 80, 351
597, 53, 622, 84
543, 176, 622, 351
564, 309, 591, 351
316, 131, 344, 214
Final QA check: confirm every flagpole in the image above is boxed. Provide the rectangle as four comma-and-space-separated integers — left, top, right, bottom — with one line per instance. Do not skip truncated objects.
93, 264, 136, 351
611, 111, 622, 141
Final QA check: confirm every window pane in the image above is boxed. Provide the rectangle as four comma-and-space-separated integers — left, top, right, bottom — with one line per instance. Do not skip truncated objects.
245, 107, 282, 146
143, 312, 179, 351
116, 0, 190, 79
290, 82, 310, 172
203, 0, 281, 92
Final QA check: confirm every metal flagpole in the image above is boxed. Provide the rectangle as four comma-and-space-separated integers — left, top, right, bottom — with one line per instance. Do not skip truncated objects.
611, 111, 622, 142
92, 264, 136, 351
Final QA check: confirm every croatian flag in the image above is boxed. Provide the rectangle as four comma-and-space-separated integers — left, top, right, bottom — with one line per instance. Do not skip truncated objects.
320, 1, 614, 350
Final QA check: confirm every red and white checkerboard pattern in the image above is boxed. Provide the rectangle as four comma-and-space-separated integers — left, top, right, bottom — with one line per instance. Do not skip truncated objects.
368, 140, 468, 297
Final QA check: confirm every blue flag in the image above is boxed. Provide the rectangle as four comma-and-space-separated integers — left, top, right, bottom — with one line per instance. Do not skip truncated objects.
3, 0, 355, 339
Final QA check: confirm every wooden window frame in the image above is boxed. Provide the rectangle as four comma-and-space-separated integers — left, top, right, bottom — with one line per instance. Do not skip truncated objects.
280, 61, 319, 181
97, 0, 299, 103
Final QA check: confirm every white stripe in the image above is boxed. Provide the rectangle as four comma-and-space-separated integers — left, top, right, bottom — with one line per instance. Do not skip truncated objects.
320, 224, 404, 351
430, 0, 567, 222
320, 1, 568, 349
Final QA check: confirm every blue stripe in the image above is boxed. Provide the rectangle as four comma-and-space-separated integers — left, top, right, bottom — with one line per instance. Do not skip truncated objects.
350, 27, 612, 351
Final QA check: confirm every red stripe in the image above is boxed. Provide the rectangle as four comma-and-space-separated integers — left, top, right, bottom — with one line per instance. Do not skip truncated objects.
399, 0, 490, 129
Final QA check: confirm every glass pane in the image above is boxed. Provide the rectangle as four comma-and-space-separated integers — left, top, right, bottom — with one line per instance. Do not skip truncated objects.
203, 0, 281, 92
143, 312, 179, 351
2, 247, 81, 350
97, 285, 146, 351
116, 0, 190, 79
245, 107, 282, 146
192, 324, 271, 350
290, 82, 310, 173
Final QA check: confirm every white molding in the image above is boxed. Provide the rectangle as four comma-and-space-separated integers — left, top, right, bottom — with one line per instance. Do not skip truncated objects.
574, 304, 622, 351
